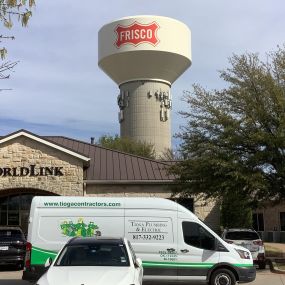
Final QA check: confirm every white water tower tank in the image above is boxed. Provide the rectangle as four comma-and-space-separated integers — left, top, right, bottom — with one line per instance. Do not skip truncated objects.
98, 15, 191, 155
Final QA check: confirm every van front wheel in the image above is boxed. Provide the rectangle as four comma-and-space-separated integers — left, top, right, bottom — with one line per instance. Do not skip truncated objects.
210, 268, 236, 285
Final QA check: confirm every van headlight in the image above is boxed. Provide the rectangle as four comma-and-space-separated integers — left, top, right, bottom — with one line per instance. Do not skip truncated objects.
235, 249, 251, 259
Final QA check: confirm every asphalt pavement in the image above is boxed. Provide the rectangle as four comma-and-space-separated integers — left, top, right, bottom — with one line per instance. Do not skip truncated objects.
0, 266, 284, 285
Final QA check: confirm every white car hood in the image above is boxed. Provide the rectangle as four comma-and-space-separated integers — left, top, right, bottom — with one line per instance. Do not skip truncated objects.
39, 266, 135, 285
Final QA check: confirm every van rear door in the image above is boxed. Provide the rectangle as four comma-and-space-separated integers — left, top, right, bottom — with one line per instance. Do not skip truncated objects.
125, 209, 178, 281
177, 219, 220, 281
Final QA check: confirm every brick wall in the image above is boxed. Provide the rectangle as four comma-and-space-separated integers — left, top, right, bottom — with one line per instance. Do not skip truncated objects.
258, 202, 285, 231
0, 137, 84, 196
194, 197, 221, 232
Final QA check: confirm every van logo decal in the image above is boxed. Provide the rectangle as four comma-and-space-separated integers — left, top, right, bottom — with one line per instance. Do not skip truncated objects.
60, 218, 101, 237
127, 219, 172, 243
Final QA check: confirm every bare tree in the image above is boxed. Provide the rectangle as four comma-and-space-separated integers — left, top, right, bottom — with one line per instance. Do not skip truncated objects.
0, 60, 17, 79
0, 0, 35, 88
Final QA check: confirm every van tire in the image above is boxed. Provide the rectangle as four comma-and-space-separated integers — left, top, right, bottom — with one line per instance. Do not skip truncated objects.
210, 268, 236, 285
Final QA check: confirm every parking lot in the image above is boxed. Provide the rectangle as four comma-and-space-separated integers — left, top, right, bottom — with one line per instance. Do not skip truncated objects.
0, 267, 284, 285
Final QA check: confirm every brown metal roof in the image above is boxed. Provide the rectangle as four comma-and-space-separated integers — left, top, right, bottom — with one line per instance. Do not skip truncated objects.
0, 130, 175, 182
44, 136, 175, 182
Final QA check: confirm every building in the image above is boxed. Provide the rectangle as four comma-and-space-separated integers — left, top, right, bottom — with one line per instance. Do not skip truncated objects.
253, 204, 285, 242
0, 129, 219, 234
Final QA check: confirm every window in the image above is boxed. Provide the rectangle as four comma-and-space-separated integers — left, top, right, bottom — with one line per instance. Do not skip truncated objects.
55, 243, 130, 267
0, 193, 42, 234
252, 213, 264, 231
225, 231, 260, 240
182, 221, 216, 250
280, 212, 285, 231
0, 229, 23, 238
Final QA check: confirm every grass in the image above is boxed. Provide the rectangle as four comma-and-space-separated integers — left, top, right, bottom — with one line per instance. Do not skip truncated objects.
264, 243, 285, 270
275, 262, 285, 270
264, 244, 284, 258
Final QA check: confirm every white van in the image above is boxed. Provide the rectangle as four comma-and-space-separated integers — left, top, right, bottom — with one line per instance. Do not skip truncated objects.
22, 196, 256, 285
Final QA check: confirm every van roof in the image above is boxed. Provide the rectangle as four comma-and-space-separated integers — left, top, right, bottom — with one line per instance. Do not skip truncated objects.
31, 196, 196, 218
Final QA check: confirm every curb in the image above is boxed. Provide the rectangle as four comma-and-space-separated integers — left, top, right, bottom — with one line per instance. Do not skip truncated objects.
268, 258, 285, 274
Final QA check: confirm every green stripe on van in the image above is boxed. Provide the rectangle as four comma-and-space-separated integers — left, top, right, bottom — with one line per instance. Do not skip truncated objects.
143, 261, 214, 268
31, 246, 58, 265
30, 249, 253, 269
233, 263, 253, 267
142, 261, 253, 268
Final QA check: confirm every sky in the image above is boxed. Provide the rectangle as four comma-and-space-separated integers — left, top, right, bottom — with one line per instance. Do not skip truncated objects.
0, 0, 284, 149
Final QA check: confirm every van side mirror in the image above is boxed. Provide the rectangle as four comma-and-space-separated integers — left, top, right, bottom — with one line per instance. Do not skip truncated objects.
134, 258, 142, 268
44, 257, 53, 268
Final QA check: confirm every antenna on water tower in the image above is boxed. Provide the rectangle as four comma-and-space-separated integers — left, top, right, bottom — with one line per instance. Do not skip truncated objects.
98, 15, 192, 156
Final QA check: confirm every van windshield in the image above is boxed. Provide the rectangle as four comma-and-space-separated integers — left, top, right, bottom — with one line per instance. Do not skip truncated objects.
55, 243, 130, 267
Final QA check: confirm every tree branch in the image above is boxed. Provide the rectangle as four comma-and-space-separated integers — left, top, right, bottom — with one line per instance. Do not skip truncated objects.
0, 60, 18, 79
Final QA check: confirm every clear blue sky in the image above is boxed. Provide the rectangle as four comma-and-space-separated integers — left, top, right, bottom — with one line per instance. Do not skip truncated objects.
1, 0, 284, 148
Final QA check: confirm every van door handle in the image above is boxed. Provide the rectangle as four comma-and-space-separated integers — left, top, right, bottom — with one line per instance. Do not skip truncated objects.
167, 248, 175, 252
180, 249, 189, 253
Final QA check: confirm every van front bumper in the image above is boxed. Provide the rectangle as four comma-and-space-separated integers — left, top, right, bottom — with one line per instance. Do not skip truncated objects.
236, 266, 256, 283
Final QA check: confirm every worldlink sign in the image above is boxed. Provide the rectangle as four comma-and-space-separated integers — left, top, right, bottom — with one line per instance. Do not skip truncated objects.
0, 165, 64, 177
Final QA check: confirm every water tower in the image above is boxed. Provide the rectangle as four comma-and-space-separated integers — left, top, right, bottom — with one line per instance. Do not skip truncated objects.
98, 15, 191, 155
